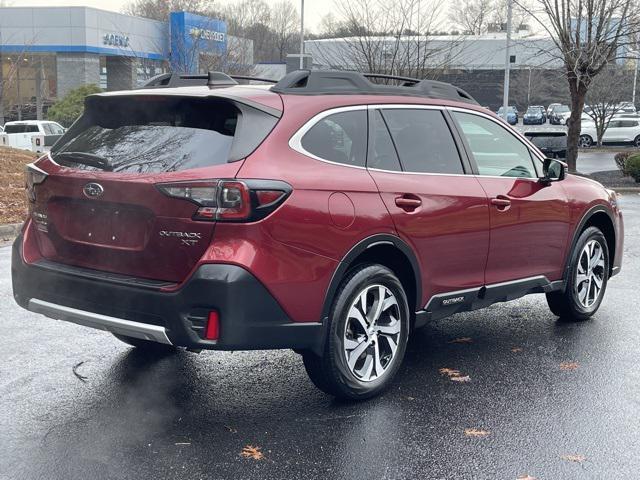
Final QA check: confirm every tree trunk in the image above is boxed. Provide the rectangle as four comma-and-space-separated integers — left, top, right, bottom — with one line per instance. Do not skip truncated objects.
566, 80, 588, 173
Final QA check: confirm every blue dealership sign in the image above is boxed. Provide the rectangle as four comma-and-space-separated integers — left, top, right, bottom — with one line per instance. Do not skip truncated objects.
169, 12, 227, 73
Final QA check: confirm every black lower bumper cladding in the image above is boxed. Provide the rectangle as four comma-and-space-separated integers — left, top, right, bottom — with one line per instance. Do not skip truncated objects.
11, 235, 324, 353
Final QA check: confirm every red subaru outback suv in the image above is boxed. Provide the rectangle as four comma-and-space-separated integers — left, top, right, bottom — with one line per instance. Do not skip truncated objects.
12, 70, 623, 399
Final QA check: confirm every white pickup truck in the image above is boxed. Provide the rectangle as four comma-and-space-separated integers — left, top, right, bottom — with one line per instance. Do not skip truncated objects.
0, 120, 65, 153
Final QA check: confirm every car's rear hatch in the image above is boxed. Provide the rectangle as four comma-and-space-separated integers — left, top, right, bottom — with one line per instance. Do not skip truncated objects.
27, 90, 281, 283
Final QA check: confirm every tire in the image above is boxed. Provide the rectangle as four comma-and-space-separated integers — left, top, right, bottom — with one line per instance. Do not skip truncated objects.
634, 135, 640, 148
579, 135, 593, 148
546, 226, 610, 321
303, 264, 410, 400
112, 333, 178, 353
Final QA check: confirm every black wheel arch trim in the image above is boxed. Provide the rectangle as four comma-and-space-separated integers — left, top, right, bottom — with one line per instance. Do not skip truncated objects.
564, 204, 616, 279
320, 234, 422, 322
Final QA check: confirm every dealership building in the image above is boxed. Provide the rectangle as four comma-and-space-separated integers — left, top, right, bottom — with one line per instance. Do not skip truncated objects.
0, 6, 253, 120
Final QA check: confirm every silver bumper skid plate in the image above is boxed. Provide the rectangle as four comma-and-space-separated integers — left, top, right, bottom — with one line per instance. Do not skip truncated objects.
28, 298, 172, 345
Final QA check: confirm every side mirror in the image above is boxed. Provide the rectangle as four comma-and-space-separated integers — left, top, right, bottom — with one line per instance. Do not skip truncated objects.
540, 157, 566, 184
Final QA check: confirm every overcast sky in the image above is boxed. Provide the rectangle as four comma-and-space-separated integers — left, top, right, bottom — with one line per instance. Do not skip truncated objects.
4, 0, 327, 32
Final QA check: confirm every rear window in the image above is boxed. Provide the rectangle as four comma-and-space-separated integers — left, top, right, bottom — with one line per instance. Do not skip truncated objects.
51, 95, 278, 173
5, 124, 39, 133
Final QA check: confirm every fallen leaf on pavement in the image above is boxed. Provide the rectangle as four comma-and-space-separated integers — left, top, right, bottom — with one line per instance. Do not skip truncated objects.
439, 368, 461, 377
175, 442, 191, 446
450, 375, 471, 382
225, 425, 237, 433
517, 475, 537, 480
561, 454, 586, 463
449, 337, 473, 344
560, 362, 579, 371
241, 445, 264, 460
464, 428, 490, 437
511, 347, 523, 353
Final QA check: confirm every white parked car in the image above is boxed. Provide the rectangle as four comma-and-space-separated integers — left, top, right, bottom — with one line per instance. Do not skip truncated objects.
0, 120, 65, 152
579, 118, 640, 147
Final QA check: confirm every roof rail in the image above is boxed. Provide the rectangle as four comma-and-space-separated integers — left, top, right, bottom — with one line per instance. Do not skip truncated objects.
270, 70, 478, 104
141, 71, 277, 89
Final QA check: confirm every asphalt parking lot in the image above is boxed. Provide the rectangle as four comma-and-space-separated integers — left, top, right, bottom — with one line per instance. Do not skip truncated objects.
1, 194, 639, 480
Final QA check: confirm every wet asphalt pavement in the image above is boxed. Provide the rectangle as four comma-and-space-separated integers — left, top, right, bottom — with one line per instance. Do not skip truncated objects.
1, 195, 640, 480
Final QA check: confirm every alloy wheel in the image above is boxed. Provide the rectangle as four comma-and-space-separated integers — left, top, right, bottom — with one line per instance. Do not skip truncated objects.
343, 284, 401, 382
574, 239, 606, 308
579, 135, 592, 148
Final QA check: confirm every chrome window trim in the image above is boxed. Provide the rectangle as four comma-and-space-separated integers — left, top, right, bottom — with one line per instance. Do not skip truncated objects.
288, 105, 369, 170
289, 103, 547, 180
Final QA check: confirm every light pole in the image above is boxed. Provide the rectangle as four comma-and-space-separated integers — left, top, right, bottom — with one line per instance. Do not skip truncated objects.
299, 0, 305, 70
633, 55, 638, 106
502, 0, 513, 120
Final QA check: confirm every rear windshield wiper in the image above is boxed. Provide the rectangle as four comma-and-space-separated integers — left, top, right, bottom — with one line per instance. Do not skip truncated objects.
53, 151, 113, 171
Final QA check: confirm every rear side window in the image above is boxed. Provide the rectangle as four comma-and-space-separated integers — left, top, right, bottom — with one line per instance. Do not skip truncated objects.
381, 109, 463, 174
51, 95, 278, 173
5, 124, 39, 133
300, 110, 367, 167
369, 110, 402, 171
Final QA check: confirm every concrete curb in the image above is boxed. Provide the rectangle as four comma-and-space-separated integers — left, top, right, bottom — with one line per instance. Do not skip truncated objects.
0, 223, 22, 240
613, 187, 640, 193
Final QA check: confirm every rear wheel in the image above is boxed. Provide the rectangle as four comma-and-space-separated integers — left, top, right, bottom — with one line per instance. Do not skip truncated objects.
579, 135, 593, 148
634, 135, 640, 147
546, 227, 609, 321
303, 264, 410, 400
112, 333, 178, 353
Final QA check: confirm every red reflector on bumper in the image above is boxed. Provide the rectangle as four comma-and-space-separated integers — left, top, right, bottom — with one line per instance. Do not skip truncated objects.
205, 311, 220, 340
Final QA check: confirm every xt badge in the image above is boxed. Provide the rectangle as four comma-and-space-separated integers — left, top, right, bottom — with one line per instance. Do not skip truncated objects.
159, 230, 202, 246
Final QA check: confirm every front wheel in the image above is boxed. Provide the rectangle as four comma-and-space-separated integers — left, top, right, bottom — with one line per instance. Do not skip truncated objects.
634, 135, 640, 148
546, 226, 609, 321
303, 264, 410, 400
579, 135, 593, 148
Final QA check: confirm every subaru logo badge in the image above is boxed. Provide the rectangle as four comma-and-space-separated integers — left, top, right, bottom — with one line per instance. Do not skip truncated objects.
83, 182, 104, 198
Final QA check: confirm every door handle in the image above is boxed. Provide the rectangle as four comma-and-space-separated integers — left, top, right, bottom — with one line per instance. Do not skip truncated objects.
395, 195, 422, 210
490, 196, 511, 209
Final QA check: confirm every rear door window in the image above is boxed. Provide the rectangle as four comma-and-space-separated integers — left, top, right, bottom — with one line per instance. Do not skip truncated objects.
300, 110, 367, 167
381, 109, 464, 174
368, 110, 402, 172
51, 95, 278, 173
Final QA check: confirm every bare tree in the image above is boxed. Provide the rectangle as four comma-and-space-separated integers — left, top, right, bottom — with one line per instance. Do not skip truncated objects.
124, 0, 215, 21
448, 0, 494, 34
223, 0, 273, 61
584, 67, 630, 145
312, 0, 464, 78
520, 0, 640, 171
492, 0, 531, 31
270, 1, 299, 61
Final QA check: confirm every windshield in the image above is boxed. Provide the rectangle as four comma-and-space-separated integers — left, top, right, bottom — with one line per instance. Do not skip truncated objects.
526, 108, 542, 114
51, 95, 278, 173
497, 107, 516, 114
554, 105, 570, 113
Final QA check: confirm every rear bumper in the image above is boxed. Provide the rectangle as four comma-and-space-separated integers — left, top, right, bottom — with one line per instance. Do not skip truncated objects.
11, 235, 325, 353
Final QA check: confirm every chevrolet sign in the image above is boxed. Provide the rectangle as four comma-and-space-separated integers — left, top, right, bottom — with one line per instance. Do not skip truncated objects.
189, 27, 225, 42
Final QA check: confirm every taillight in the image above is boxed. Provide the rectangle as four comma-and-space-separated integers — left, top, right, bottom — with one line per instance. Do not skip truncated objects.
25, 163, 48, 203
157, 179, 291, 222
